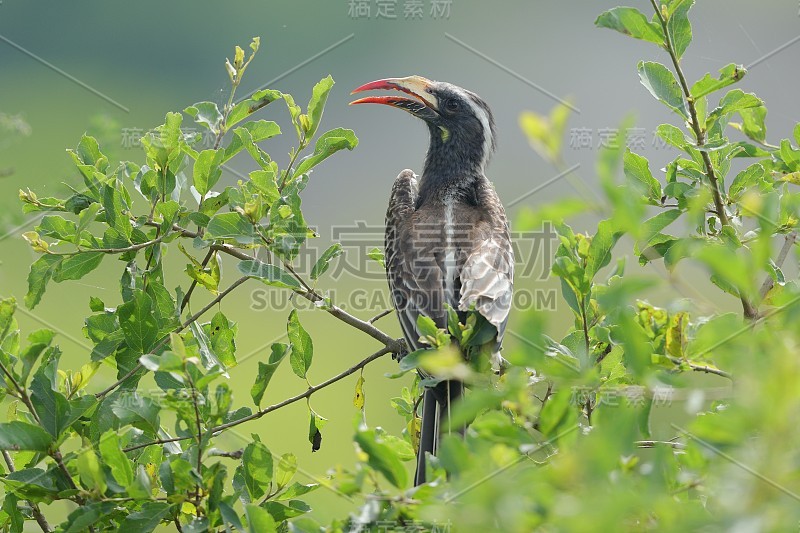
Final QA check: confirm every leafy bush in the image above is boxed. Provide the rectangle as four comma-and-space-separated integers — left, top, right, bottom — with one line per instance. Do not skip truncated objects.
2, 2, 800, 531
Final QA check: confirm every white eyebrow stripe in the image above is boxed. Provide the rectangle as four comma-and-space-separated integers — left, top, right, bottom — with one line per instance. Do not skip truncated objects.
456, 88, 493, 172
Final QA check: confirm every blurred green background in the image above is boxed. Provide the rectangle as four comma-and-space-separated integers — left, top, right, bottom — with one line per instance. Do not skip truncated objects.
1, 0, 798, 524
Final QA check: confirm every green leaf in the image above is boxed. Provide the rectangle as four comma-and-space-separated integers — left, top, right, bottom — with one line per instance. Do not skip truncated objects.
0, 421, 53, 451
102, 183, 133, 240
416, 314, 440, 341
637, 61, 687, 118
736, 105, 768, 144
251, 343, 289, 406
30, 370, 70, 438
585, 220, 621, 279
98, 430, 135, 487
305, 75, 334, 139
538, 388, 574, 437
274, 482, 319, 501
636, 209, 682, 256
142, 112, 184, 171
691, 63, 745, 99
261, 500, 311, 521
25, 254, 63, 309
61, 502, 118, 533
249, 165, 281, 206
207, 311, 237, 368
117, 290, 159, 354
245, 504, 277, 533
780, 139, 800, 170
37, 215, 77, 242
293, 128, 358, 177
242, 441, 273, 500
193, 149, 224, 196
367, 247, 385, 268
140, 350, 184, 373
223, 120, 281, 163
206, 212, 256, 243
52, 252, 103, 283
238, 260, 300, 289
287, 310, 313, 379
708, 89, 763, 127
666, 0, 694, 59
0, 297, 16, 343
0, 468, 60, 502
655, 124, 688, 150
76, 447, 107, 493
275, 453, 297, 489
185, 101, 223, 132
552, 257, 590, 299
111, 393, 160, 435
623, 149, 662, 204
77, 202, 101, 237
226, 89, 282, 130
310, 243, 343, 280
118, 501, 171, 533
354, 427, 408, 488
729, 163, 765, 201
594, 7, 664, 45
184, 249, 220, 294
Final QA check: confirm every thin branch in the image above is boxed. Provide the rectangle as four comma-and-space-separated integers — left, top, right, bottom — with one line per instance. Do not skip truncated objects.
759, 231, 798, 299
636, 440, 686, 450
123, 346, 394, 453
47, 234, 168, 256
279, 134, 306, 192
213, 344, 392, 432
368, 308, 394, 324
180, 249, 216, 313
140, 220, 200, 239
123, 435, 186, 453
0, 360, 41, 425
649, 0, 757, 320
667, 355, 732, 379
213, 244, 405, 353
2, 451, 52, 533
95, 276, 251, 399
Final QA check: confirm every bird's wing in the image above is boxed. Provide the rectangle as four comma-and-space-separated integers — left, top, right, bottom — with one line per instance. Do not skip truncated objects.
458, 186, 514, 358
385, 169, 428, 352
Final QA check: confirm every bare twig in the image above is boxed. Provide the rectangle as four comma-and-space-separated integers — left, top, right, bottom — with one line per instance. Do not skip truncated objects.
123, 345, 394, 453
636, 440, 686, 450
213, 244, 405, 353
180, 249, 216, 313
368, 308, 394, 324
666, 355, 733, 379
46, 233, 168, 256
759, 231, 798, 299
95, 276, 251, 399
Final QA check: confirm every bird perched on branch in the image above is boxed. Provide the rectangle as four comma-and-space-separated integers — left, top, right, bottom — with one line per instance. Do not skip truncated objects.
351, 76, 513, 485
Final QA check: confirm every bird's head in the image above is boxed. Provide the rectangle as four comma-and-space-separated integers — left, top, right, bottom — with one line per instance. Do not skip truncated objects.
351, 76, 496, 177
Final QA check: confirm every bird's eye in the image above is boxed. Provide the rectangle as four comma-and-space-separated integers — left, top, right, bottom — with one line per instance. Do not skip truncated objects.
444, 99, 460, 113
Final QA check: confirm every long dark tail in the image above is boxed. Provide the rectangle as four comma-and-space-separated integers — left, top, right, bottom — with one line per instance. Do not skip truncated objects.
414, 379, 464, 485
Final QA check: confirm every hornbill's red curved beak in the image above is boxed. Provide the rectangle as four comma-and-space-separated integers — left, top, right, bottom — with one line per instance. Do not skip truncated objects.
350, 76, 439, 121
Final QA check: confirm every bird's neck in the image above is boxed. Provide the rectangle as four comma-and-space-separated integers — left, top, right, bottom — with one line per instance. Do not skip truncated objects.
419, 124, 486, 202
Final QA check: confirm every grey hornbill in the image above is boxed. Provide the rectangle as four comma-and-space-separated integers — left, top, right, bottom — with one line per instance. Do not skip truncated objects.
351, 76, 514, 485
